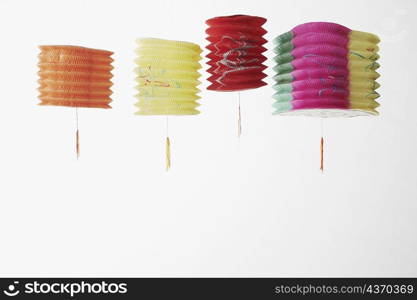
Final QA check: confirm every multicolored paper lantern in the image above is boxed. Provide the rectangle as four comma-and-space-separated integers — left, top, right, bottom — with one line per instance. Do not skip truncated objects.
205, 14, 267, 136
38, 45, 114, 157
273, 22, 380, 117
272, 22, 380, 170
134, 38, 202, 169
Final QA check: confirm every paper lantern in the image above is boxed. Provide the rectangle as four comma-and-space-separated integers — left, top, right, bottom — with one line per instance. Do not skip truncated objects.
205, 14, 267, 136
134, 38, 202, 169
206, 15, 267, 91
38, 45, 114, 157
272, 22, 380, 170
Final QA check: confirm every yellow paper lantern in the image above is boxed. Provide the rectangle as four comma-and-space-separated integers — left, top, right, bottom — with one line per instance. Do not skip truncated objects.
135, 38, 202, 115
134, 38, 202, 169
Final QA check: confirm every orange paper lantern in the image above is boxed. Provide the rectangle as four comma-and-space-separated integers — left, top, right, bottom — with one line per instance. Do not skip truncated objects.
38, 45, 113, 108
37, 45, 114, 158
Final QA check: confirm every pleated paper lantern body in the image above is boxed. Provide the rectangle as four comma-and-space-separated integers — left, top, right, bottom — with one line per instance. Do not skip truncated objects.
206, 15, 267, 91
38, 45, 113, 108
134, 38, 202, 115
273, 22, 380, 117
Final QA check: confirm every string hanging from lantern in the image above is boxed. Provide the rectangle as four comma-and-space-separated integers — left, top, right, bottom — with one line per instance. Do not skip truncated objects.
320, 118, 324, 172
76, 106, 80, 159
166, 116, 170, 170
272, 22, 380, 171
205, 14, 267, 137
134, 38, 202, 170
238, 92, 242, 137
38, 45, 113, 158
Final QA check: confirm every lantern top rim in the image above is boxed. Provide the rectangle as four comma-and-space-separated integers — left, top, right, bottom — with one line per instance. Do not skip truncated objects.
39, 45, 113, 56
206, 14, 267, 26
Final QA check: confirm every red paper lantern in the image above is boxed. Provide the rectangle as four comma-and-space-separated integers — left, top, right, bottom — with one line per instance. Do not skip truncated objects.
206, 15, 267, 91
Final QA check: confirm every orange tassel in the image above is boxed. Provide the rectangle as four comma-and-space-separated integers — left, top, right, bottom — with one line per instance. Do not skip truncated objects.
76, 129, 80, 159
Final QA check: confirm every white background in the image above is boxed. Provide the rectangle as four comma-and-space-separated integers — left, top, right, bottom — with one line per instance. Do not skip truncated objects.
0, 0, 416, 277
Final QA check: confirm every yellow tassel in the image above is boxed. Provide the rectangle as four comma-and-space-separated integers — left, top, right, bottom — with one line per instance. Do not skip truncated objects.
320, 137, 324, 172
166, 137, 171, 171
76, 129, 80, 159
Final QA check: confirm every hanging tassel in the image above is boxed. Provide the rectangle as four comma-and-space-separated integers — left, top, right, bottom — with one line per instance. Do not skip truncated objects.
320, 136, 324, 172
76, 129, 80, 159
238, 92, 242, 137
166, 137, 171, 171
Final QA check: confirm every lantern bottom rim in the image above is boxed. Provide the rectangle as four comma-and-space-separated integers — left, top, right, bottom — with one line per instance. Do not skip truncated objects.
273, 108, 378, 118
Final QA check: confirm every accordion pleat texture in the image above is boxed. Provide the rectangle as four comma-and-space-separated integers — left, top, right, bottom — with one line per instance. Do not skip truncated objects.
38, 45, 113, 108
206, 15, 267, 91
273, 22, 380, 117
134, 38, 202, 115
